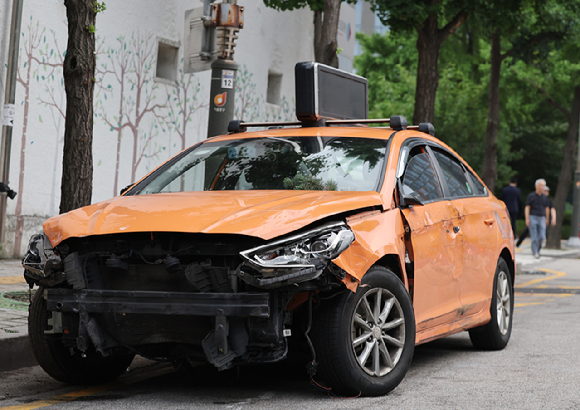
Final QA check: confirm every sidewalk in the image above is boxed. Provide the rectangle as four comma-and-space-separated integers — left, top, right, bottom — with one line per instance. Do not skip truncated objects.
514, 239, 580, 273
0, 259, 37, 371
1, 240, 578, 373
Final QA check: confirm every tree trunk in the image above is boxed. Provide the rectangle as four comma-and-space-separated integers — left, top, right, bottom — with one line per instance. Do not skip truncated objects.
313, 0, 340, 68
413, 12, 467, 124
546, 86, 580, 248
482, 30, 502, 193
60, 0, 96, 214
414, 15, 441, 124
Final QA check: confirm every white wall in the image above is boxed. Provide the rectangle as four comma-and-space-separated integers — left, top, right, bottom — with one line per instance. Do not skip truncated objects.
0, 0, 315, 257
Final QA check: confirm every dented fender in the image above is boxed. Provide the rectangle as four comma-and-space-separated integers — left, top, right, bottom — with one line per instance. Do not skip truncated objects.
333, 208, 408, 292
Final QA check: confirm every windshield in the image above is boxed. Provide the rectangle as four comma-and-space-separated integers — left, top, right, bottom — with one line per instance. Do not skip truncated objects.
134, 136, 388, 194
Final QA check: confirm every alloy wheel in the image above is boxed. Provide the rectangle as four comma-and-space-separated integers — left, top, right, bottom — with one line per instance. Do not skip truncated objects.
496, 270, 511, 335
351, 288, 406, 377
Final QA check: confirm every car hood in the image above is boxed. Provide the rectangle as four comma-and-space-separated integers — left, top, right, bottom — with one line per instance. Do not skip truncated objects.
43, 191, 384, 246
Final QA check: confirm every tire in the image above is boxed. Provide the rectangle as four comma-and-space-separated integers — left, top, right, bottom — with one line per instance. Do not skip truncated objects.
468, 258, 514, 350
312, 266, 415, 396
29, 287, 135, 384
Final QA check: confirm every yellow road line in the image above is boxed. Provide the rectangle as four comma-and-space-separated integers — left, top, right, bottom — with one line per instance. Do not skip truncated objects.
0, 364, 173, 410
0, 276, 25, 285
515, 268, 566, 288
515, 292, 573, 298
515, 302, 549, 307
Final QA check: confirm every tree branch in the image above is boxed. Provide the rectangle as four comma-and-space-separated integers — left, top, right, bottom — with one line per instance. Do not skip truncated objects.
439, 11, 468, 43
521, 76, 571, 119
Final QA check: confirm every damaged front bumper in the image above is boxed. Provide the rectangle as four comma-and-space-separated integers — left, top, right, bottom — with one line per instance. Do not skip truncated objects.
43, 288, 279, 371
44, 288, 269, 318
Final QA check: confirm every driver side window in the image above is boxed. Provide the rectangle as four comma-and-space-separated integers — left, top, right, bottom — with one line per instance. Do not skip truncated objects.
401, 146, 444, 202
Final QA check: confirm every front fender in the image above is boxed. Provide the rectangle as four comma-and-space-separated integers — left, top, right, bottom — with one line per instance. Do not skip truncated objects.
333, 208, 407, 292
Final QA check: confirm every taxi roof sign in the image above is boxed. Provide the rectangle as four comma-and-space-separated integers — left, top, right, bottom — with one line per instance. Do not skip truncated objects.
295, 62, 368, 123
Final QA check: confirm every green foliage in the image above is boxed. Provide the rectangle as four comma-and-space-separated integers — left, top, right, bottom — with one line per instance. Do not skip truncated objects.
86, 25, 95, 34
283, 174, 338, 191
263, 0, 323, 11
263, 0, 356, 12
369, 0, 468, 33
93, 1, 106, 14
353, 13, 573, 188
354, 31, 416, 121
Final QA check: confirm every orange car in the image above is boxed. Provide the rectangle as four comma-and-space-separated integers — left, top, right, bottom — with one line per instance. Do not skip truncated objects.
23, 116, 514, 396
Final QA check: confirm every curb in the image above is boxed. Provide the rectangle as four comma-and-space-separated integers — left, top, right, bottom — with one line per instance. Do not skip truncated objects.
0, 334, 37, 372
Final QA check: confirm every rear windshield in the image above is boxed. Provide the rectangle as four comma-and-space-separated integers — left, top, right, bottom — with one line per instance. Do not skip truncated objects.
133, 136, 388, 194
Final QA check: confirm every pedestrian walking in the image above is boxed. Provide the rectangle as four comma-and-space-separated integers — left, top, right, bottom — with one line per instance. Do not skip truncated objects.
501, 176, 521, 238
525, 178, 550, 259
519, 185, 557, 248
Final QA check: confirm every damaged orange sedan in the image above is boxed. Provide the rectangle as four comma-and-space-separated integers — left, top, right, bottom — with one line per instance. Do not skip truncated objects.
22, 64, 514, 397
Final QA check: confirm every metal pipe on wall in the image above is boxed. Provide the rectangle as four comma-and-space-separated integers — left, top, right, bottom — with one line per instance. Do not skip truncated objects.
0, 0, 23, 243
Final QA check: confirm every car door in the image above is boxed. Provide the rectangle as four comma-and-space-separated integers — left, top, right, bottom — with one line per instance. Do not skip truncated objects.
430, 147, 498, 316
398, 144, 463, 333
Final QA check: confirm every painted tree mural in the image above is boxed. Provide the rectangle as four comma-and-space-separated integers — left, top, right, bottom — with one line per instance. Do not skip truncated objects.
99, 32, 164, 192
8, 18, 292, 257
235, 64, 261, 122
37, 30, 66, 217
160, 60, 207, 153
14, 18, 64, 255
234, 64, 295, 124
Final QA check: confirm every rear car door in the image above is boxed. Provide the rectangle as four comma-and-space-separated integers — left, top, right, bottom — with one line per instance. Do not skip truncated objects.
398, 143, 463, 333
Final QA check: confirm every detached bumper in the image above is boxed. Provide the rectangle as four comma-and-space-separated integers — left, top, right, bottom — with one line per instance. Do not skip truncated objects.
44, 289, 270, 318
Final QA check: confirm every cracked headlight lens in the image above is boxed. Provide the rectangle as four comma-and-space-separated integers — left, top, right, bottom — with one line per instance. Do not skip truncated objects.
240, 221, 355, 270
22, 233, 62, 277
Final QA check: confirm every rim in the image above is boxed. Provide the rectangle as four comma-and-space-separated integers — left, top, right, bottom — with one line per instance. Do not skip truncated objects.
350, 288, 405, 377
496, 270, 511, 335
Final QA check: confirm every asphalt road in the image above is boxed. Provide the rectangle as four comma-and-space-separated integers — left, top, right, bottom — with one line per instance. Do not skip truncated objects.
1, 256, 579, 410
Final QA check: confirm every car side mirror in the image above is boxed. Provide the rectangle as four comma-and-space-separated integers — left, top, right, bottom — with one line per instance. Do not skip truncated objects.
397, 178, 424, 208
402, 194, 424, 207
120, 184, 134, 196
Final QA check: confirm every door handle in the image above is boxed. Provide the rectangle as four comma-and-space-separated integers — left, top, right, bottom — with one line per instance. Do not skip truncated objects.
484, 218, 495, 226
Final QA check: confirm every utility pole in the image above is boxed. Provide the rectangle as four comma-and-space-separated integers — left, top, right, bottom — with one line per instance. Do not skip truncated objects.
0, 0, 23, 242
567, 112, 580, 248
206, 0, 244, 138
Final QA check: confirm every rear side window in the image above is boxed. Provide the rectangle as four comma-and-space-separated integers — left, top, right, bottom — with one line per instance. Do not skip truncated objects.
432, 150, 472, 198
467, 171, 487, 196
401, 148, 444, 202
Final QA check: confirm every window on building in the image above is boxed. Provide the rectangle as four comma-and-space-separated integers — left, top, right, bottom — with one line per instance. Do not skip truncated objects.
267, 72, 282, 105
156, 40, 179, 83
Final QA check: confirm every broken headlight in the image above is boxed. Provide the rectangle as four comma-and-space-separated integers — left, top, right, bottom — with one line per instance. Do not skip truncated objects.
240, 221, 355, 274
22, 233, 62, 277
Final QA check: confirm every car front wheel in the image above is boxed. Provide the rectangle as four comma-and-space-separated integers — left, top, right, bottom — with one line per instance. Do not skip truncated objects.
29, 287, 135, 384
312, 266, 415, 396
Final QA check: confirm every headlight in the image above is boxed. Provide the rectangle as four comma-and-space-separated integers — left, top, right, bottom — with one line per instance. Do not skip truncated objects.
22, 233, 62, 277
240, 221, 355, 273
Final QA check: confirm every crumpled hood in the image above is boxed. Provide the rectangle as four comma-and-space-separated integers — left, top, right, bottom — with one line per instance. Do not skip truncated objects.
43, 191, 384, 246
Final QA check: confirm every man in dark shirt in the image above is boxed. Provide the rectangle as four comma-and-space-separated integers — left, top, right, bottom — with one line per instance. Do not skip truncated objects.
525, 179, 550, 258
501, 177, 521, 238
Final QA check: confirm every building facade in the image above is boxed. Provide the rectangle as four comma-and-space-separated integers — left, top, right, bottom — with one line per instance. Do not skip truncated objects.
0, 0, 319, 257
